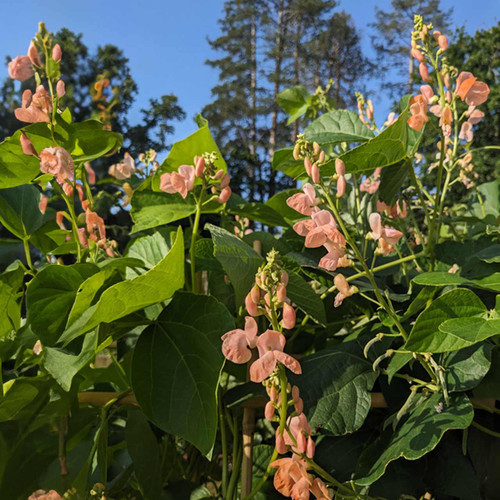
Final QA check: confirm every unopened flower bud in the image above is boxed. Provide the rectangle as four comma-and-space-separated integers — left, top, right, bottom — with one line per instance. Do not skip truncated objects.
28, 41, 42, 67
311, 164, 320, 184
313, 142, 321, 155
270, 386, 278, 402
218, 186, 231, 204
56, 211, 66, 230
292, 385, 300, 401
296, 432, 307, 454
318, 150, 325, 163
295, 397, 304, 414
306, 437, 315, 458
335, 158, 345, 176
276, 283, 287, 303
139, 153, 146, 162
419, 63, 430, 83
39, 194, 48, 214
411, 48, 424, 63
293, 143, 300, 160
264, 293, 271, 307
265, 401, 275, 420
196, 157, 206, 177
304, 157, 312, 176
366, 100, 374, 121
52, 44, 62, 62
63, 182, 73, 198
280, 271, 289, 286
56, 79, 65, 97
220, 173, 230, 188
250, 284, 261, 304
432, 30, 441, 42
337, 175, 346, 198
276, 430, 287, 454
282, 303, 296, 329
245, 292, 259, 316
438, 35, 448, 51
20, 130, 37, 156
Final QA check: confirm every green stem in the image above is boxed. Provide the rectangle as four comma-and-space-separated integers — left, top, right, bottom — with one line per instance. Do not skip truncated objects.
190, 192, 204, 293
23, 238, 33, 271
472, 421, 500, 439
218, 393, 228, 498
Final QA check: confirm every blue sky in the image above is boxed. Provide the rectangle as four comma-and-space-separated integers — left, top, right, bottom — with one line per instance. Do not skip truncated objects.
1, 0, 498, 144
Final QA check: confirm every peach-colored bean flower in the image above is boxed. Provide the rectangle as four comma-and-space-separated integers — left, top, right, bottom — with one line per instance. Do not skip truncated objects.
333, 273, 358, 308
15, 86, 52, 123
310, 478, 332, 500
284, 413, 312, 454
369, 212, 403, 254
8, 56, 33, 81
286, 183, 318, 216
221, 316, 258, 364
108, 153, 136, 180
160, 164, 195, 199
419, 63, 431, 83
360, 167, 382, 194
335, 159, 346, 198
466, 107, 484, 125
438, 35, 448, 51
85, 162, 96, 184
282, 302, 296, 329
28, 490, 63, 500
455, 72, 489, 106
439, 105, 452, 137
459, 122, 473, 142
249, 329, 301, 383
39, 147, 74, 185
86, 209, 106, 241
218, 186, 232, 204
420, 85, 434, 104
376, 200, 407, 218
408, 95, 428, 132
270, 456, 309, 498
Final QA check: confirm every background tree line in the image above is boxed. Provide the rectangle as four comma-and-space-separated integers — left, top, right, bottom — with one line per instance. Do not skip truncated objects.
0, 0, 497, 202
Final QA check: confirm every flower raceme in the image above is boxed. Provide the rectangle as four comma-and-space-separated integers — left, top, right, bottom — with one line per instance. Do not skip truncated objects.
369, 212, 403, 255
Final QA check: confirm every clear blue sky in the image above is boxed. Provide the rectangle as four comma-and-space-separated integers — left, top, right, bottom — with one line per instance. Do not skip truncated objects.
1, 0, 498, 144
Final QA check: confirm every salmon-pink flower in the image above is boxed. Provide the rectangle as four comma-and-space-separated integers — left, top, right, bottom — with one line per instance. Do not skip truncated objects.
39, 147, 74, 185
310, 478, 332, 499
286, 183, 318, 216
86, 209, 106, 241
221, 316, 258, 364
282, 302, 296, 329
369, 212, 403, 254
220, 172, 230, 189
56, 211, 66, 230
85, 162, 96, 184
455, 72, 489, 106
77, 228, 88, 248
335, 158, 346, 198
20, 131, 37, 156
333, 274, 358, 308
360, 167, 382, 193
467, 107, 484, 125
160, 165, 195, 199
459, 122, 473, 142
8, 56, 33, 81
28, 490, 63, 500
419, 63, 430, 82
438, 35, 448, 51
377, 200, 407, 218
408, 95, 428, 132
384, 112, 397, 127
15, 86, 52, 123
218, 186, 232, 204
420, 85, 434, 104
249, 329, 301, 383
28, 42, 42, 67
284, 413, 312, 453
292, 477, 312, 500
439, 105, 452, 137
108, 153, 136, 180
271, 457, 309, 497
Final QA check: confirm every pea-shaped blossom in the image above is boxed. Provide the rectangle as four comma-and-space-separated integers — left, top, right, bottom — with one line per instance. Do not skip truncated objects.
270, 456, 309, 498
160, 165, 195, 199
8, 56, 33, 81
293, 210, 346, 271
15, 86, 52, 123
455, 72, 489, 106
333, 274, 358, 308
221, 316, 258, 364
369, 212, 403, 255
249, 329, 301, 383
407, 94, 428, 132
286, 183, 318, 216
39, 147, 74, 185
108, 153, 136, 180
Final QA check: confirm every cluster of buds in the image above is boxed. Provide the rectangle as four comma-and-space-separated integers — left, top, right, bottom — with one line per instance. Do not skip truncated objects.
355, 92, 375, 126
79, 201, 117, 258
292, 134, 326, 184
244, 250, 296, 330
457, 153, 478, 189
333, 158, 346, 198
233, 215, 253, 238
91, 75, 120, 130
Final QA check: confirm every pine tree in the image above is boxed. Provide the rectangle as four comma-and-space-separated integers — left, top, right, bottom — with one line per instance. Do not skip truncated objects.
371, 0, 453, 95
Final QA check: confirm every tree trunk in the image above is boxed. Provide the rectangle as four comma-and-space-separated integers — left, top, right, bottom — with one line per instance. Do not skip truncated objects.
291, 20, 301, 144
268, 0, 286, 199
249, 9, 258, 201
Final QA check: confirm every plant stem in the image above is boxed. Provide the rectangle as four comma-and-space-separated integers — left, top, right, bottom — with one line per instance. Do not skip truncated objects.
23, 238, 33, 270
219, 394, 228, 498
472, 421, 500, 439
190, 191, 204, 293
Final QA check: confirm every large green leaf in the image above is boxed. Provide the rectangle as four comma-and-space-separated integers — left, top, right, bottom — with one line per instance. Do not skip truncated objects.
160, 122, 226, 174
130, 190, 196, 233
0, 185, 45, 239
277, 85, 312, 124
405, 289, 487, 353
272, 148, 306, 179
227, 195, 287, 227
69, 120, 122, 162
304, 110, 374, 145
126, 410, 162, 500
292, 341, 378, 435
355, 393, 474, 485
340, 109, 410, 174
437, 317, 500, 351
443, 343, 493, 392
131, 292, 233, 454
378, 159, 409, 204
286, 271, 326, 326
207, 224, 263, 306
60, 227, 185, 343
265, 189, 303, 225
27, 263, 99, 345
126, 231, 170, 269
412, 271, 500, 292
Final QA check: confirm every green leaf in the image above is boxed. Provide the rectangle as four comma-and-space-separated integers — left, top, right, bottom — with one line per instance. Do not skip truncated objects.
126, 231, 170, 269
130, 190, 196, 233
277, 85, 312, 124
412, 271, 500, 293
437, 317, 500, 351
443, 343, 493, 392
386, 351, 413, 383
131, 292, 233, 454
340, 109, 410, 174
0, 185, 45, 239
160, 123, 226, 174
474, 346, 500, 399
378, 160, 409, 204
405, 289, 487, 353
292, 341, 378, 435
61, 227, 185, 343
27, 263, 99, 345
304, 110, 374, 145
207, 224, 263, 306
286, 271, 326, 326
0, 379, 40, 422
272, 148, 305, 179
227, 196, 287, 227
69, 120, 122, 162
126, 410, 162, 500
475, 244, 500, 263
355, 393, 474, 485
265, 189, 303, 225
42, 330, 104, 391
